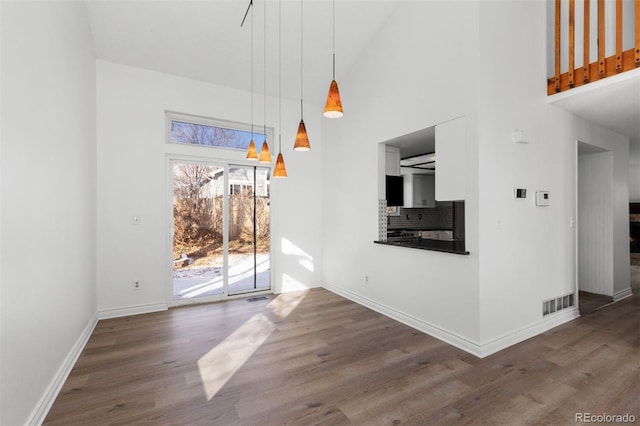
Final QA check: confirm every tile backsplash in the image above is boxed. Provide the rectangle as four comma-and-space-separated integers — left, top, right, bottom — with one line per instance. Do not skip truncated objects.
389, 206, 453, 230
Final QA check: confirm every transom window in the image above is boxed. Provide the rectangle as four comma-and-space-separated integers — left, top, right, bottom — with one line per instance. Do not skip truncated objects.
167, 113, 265, 151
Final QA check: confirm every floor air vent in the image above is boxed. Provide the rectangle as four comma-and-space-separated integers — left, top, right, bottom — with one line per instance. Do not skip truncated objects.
247, 296, 268, 302
542, 293, 575, 316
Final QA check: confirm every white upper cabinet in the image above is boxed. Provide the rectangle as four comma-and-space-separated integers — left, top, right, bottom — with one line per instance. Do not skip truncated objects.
403, 174, 435, 208
435, 117, 466, 201
419, 175, 436, 207
385, 146, 401, 176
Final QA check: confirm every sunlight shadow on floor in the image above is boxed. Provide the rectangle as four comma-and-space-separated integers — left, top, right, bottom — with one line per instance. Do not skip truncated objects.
196, 290, 307, 400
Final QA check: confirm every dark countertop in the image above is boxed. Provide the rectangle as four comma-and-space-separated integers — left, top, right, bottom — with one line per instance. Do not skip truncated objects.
387, 227, 454, 232
374, 239, 469, 255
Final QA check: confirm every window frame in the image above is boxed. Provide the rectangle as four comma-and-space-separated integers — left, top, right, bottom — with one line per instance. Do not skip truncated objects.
165, 111, 267, 152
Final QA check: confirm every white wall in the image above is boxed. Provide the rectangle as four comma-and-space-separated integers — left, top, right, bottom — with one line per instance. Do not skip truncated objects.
321, 0, 628, 357
630, 138, 640, 201
321, 1, 481, 350
0, 2, 97, 425
96, 61, 323, 316
578, 152, 614, 295
0, 0, 4, 421
477, 1, 630, 346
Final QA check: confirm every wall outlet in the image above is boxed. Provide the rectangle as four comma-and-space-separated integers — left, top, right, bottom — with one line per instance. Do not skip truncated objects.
365, 275, 369, 283
133, 280, 141, 290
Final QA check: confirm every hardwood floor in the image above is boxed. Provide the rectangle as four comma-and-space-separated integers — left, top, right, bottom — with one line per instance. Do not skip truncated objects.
578, 290, 613, 315
45, 275, 639, 425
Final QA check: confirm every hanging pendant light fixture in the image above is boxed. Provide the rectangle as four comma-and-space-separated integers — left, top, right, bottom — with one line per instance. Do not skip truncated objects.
294, 108, 310, 151
323, 0, 343, 118
246, 139, 258, 160
245, 0, 258, 160
273, 0, 288, 177
294, 0, 310, 151
258, 0, 272, 164
273, 149, 287, 177
258, 136, 271, 163
273, 136, 287, 177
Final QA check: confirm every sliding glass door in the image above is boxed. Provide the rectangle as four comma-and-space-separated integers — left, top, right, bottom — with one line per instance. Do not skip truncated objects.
171, 161, 270, 302
227, 166, 271, 294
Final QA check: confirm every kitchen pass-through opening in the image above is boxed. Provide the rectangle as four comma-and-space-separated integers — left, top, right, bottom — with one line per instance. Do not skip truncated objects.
377, 124, 466, 254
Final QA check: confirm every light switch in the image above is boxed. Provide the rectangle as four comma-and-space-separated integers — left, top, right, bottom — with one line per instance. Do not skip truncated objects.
132, 216, 141, 225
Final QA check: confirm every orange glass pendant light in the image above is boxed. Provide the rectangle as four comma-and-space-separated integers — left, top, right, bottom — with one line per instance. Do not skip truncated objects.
323, 0, 343, 118
323, 78, 343, 118
258, 3, 271, 165
245, 0, 258, 160
294, 0, 311, 151
294, 100, 311, 151
273, 152, 287, 177
294, 119, 310, 151
273, 135, 287, 178
258, 138, 271, 163
273, 0, 288, 177
246, 138, 258, 160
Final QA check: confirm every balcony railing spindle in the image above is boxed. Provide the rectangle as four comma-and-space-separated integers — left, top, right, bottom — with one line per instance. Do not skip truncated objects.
549, 0, 639, 95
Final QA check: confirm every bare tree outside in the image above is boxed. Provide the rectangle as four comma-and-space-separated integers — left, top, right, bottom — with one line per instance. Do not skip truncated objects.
173, 163, 222, 264
171, 121, 258, 149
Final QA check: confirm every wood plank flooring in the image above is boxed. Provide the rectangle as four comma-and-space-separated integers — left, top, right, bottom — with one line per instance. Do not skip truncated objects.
45, 270, 639, 425
578, 290, 613, 314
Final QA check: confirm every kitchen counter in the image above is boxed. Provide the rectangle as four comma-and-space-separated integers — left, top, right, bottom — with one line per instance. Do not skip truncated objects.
374, 238, 469, 255
387, 227, 453, 231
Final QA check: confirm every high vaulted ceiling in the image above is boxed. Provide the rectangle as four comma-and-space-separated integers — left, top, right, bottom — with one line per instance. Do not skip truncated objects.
84, 0, 400, 107
84, 1, 639, 140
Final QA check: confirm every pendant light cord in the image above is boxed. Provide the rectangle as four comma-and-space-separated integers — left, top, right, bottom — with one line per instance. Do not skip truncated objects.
300, 0, 304, 119
332, 0, 336, 80
251, 2, 254, 139
263, 0, 267, 140
279, 0, 282, 152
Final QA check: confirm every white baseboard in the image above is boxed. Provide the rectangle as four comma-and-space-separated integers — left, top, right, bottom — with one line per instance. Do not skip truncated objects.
322, 282, 580, 359
98, 302, 168, 320
322, 282, 484, 357
476, 307, 580, 357
27, 313, 98, 426
613, 287, 633, 302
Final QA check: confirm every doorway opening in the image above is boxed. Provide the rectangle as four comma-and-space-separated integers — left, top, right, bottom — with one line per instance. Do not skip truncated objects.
171, 161, 271, 303
577, 141, 614, 314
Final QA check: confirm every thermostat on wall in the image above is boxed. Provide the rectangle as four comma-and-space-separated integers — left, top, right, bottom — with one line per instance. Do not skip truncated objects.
536, 191, 550, 206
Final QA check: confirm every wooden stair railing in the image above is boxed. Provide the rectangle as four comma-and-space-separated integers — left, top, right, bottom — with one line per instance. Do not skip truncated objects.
548, 0, 640, 95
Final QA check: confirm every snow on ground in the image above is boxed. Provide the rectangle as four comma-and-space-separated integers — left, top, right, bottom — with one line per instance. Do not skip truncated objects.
173, 253, 270, 299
